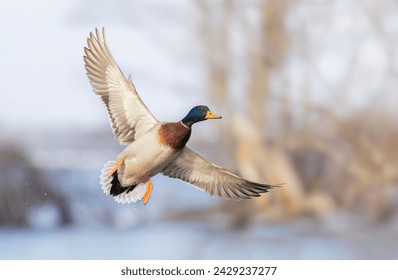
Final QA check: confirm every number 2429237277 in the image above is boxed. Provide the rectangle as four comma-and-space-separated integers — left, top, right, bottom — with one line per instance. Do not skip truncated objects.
213, 266, 277, 276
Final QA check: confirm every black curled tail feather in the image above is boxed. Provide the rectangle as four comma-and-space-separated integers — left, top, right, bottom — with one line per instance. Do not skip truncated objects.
110, 171, 124, 196
110, 171, 137, 196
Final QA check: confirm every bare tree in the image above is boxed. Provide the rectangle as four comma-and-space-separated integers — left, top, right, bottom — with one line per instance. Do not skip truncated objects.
194, 0, 398, 223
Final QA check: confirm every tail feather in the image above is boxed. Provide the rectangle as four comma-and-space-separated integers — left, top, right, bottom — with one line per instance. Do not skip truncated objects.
110, 171, 136, 196
100, 160, 147, 204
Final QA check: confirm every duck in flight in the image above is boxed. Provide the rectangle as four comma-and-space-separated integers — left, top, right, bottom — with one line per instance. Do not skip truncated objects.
83, 28, 278, 204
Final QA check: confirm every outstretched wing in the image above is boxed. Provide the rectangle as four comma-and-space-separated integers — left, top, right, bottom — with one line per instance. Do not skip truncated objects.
162, 148, 277, 199
84, 28, 158, 144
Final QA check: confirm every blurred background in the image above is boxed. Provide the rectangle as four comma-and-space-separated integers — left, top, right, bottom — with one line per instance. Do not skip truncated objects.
1, 0, 398, 259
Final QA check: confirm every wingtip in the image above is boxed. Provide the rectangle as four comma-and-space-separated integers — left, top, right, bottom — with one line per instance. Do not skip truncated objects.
95, 27, 101, 41
87, 27, 106, 42
272, 182, 284, 188
94, 26, 106, 41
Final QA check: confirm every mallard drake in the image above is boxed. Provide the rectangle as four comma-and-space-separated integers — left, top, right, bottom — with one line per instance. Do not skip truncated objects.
83, 28, 277, 204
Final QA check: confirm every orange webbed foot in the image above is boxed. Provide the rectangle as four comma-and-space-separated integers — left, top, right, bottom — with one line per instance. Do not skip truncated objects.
108, 158, 124, 177
143, 180, 153, 205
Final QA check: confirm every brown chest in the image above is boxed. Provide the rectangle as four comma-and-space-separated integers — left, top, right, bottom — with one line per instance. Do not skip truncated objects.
157, 122, 191, 151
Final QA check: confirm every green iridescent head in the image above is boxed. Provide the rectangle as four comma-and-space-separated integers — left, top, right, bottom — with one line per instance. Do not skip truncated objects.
181, 105, 221, 128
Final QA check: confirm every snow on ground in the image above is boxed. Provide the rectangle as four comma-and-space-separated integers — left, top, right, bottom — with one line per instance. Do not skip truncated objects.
1, 215, 398, 259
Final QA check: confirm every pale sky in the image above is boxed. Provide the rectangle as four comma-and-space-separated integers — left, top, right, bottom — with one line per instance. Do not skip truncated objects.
0, 0, 204, 132
1, 0, 396, 134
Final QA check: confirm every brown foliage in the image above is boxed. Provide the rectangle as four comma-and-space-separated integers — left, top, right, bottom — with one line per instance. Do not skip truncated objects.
195, 0, 398, 221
